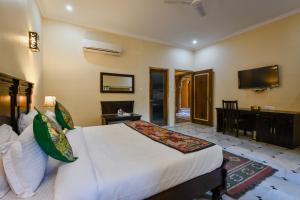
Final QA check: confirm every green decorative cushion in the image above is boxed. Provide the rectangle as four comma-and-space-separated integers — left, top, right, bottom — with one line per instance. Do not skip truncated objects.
55, 101, 74, 130
33, 109, 77, 163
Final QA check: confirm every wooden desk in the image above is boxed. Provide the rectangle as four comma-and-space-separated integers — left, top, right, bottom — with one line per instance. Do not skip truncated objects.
101, 114, 142, 125
100, 100, 141, 125
216, 108, 300, 148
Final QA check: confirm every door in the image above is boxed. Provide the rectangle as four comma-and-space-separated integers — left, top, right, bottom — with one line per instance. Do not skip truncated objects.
191, 69, 213, 126
149, 68, 168, 126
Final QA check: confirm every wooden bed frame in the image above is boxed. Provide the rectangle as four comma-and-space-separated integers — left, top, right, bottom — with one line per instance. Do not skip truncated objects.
0, 72, 227, 200
148, 160, 227, 200
0, 72, 33, 134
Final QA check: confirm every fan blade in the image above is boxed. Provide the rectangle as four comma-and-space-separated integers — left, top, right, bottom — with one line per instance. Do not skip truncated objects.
164, 0, 192, 4
193, 1, 206, 16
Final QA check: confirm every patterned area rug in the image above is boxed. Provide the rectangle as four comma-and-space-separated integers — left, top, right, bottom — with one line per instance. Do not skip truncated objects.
224, 151, 278, 199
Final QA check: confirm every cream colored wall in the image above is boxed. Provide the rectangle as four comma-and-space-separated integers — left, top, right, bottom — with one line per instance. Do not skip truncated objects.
42, 19, 194, 126
43, 11, 300, 127
194, 13, 300, 125
0, 0, 43, 106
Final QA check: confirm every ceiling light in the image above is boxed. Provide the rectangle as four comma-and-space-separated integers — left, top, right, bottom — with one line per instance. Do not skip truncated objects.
65, 4, 73, 12
192, 40, 198, 45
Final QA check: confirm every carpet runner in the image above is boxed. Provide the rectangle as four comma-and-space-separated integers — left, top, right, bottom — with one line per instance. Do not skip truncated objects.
223, 151, 277, 199
126, 120, 215, 153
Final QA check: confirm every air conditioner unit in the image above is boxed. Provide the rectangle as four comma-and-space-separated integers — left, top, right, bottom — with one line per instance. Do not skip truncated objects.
82, 39, 122, 56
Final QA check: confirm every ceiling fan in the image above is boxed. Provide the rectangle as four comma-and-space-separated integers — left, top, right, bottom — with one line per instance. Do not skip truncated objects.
164, 0, 207, 17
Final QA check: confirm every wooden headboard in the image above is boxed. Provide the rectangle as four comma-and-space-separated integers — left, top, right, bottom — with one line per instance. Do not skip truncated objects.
0, 72, 33, 134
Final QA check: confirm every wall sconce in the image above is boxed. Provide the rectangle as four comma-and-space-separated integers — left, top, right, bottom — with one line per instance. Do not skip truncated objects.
43, 96, 56, 107
29, 31, 40, 52
17, 95, 27, 107
0, 95, 11, 106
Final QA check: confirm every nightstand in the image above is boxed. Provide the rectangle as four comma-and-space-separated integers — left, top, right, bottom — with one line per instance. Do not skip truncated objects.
101, 113, 142, 125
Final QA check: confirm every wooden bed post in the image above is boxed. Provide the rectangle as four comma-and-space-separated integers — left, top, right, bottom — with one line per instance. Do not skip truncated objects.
147, 158, 228, 200
10, 79, 19, 133
25, 83, 33, 114
211, 159, 228, 200
0, 73, 33, 134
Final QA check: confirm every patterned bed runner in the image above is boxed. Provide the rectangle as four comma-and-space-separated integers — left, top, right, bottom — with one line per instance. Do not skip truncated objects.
125, 120, 215, 153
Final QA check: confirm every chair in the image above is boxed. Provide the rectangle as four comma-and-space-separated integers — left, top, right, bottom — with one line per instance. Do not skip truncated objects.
222, 100, 244, 137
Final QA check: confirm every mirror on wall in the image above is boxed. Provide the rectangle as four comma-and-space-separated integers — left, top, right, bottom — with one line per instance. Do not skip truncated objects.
100, 72, 134, 93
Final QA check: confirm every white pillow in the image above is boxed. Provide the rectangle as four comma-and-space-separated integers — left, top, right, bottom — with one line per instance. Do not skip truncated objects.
2, 124, 48, 198
18, 110, 38, 133
54, 128, 98, 200
0, 124, 17, 198
0, 124, 17, 144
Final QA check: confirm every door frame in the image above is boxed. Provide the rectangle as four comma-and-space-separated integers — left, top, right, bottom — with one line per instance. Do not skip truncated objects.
191, 69, 214, 126
149, 67, 169, 126
174, 69, 193, 123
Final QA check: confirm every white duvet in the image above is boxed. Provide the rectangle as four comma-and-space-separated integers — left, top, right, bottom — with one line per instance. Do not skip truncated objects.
54, 124, 223, 200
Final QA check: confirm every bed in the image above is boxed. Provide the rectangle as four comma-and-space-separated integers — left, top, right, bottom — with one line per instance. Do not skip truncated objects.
0, 72, 227, 200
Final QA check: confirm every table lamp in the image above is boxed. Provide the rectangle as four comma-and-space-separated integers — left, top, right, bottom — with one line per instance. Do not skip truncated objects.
44, 96, 56, 109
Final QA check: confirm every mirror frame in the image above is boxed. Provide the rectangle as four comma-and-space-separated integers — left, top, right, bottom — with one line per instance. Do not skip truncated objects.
100, 72, 135, 93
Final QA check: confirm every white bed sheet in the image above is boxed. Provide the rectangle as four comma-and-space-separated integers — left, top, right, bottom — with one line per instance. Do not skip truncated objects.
82, 123, 223, 200
4, 123, 223, 200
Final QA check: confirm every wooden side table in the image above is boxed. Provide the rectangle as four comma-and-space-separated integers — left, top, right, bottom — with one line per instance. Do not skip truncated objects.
101, 113, 142, 125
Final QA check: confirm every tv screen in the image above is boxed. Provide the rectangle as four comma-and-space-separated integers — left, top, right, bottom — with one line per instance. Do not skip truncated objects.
238, 65, 279, 89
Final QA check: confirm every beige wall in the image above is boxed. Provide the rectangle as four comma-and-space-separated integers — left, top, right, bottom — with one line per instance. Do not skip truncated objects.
0, 0, 44, 106
42, 19, 194, 126
194, 13, 300, 124
15, 6, 297, 127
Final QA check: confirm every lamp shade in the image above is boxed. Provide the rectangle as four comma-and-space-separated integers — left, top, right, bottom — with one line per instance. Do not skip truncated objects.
44, 96, 56, 107
17, 96, 27, 107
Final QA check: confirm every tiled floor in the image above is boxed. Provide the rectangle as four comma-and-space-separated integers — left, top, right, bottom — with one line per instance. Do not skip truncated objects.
168, 123, 300, 200
176, 108, 191, 123
176, 108, 191, 118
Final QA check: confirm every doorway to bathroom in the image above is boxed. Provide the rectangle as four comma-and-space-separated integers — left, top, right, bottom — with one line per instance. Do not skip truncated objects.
175, 70, 192, 124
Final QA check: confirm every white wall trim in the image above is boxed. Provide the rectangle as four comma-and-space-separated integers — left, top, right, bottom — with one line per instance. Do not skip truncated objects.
35, 0, 45, 16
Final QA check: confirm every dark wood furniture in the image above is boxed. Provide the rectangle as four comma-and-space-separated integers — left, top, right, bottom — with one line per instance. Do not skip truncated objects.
222, 100, 240, 137
216, 107, 300, 148
101, 101, 141, 125
148, 159, 227, 200
0, 72, 33, 134
191, 69, 213, 126
100, 72, 134, 93
101, 114, 142, 125
101, 101, 134, 114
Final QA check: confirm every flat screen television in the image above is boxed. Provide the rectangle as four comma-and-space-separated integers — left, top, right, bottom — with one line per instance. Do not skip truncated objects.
238, 65, 279, 89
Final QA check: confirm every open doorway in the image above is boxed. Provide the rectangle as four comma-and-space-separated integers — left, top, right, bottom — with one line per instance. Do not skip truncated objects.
175, 70, 193, 124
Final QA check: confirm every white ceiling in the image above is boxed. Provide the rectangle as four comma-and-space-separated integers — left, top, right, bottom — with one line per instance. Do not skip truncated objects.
37, 0, 300, 50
